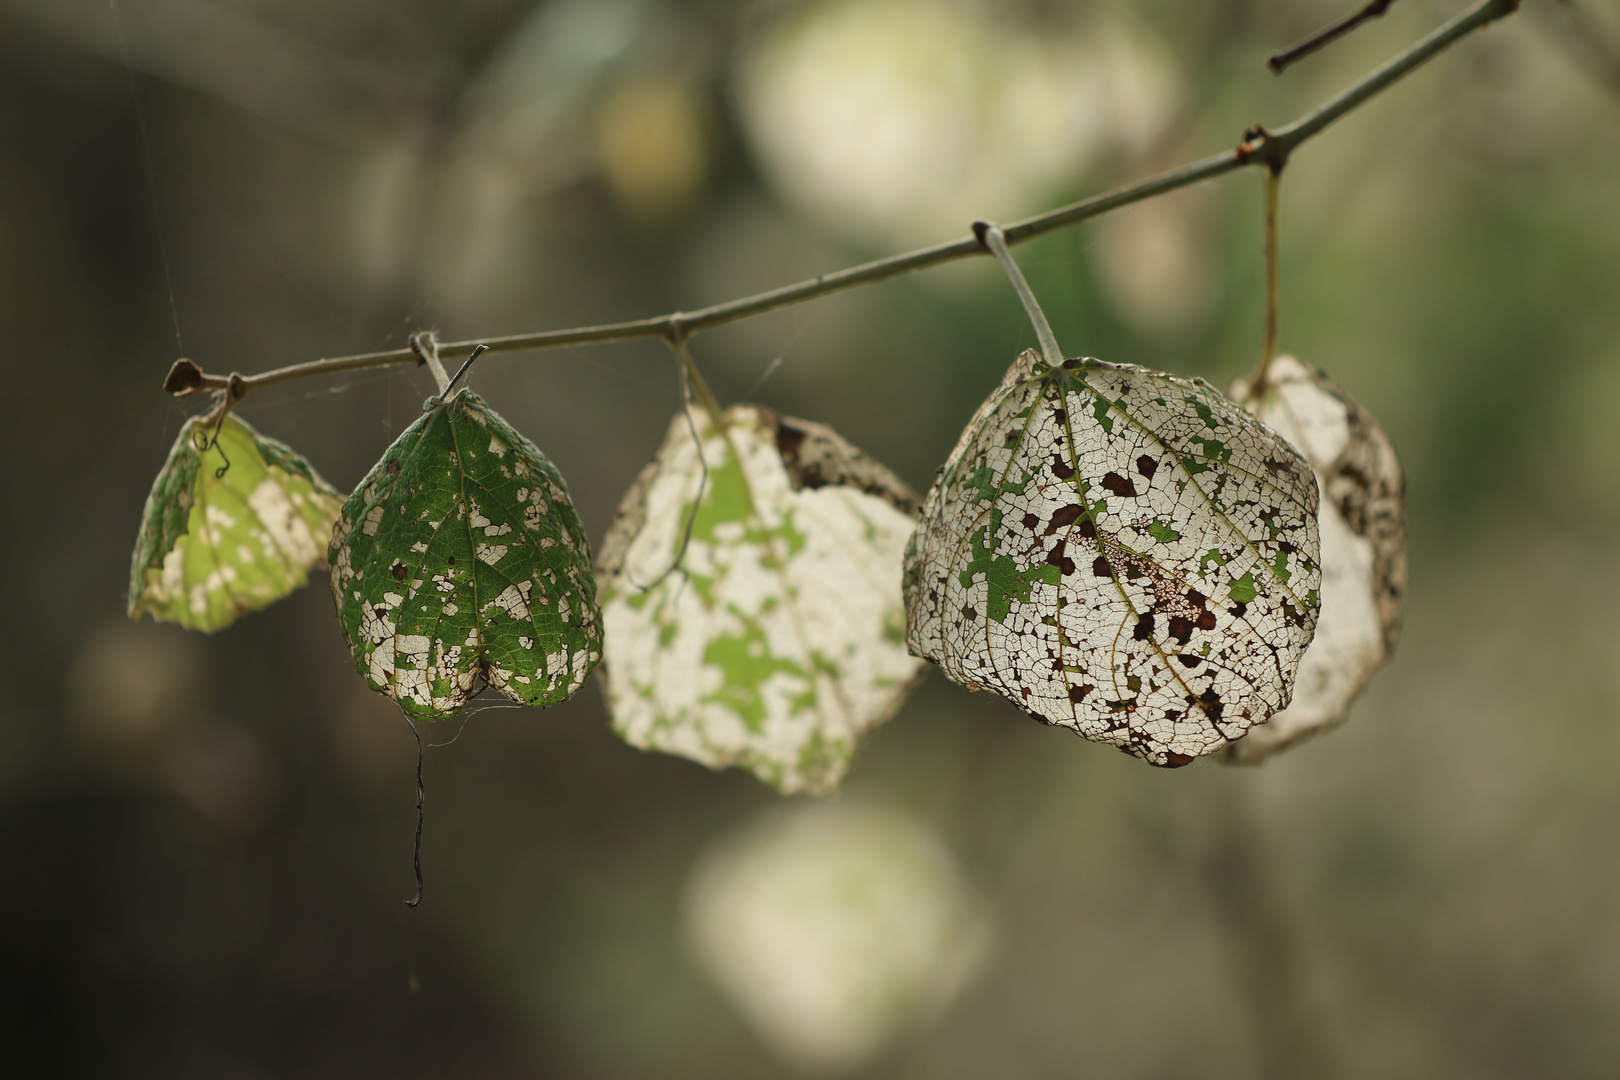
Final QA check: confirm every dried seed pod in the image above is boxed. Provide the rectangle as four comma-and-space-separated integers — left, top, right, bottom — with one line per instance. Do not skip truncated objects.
1219, 355, 1406, 763
904, 350, 1322, 767
597, 405, 925, 794
330, 390, 601, 719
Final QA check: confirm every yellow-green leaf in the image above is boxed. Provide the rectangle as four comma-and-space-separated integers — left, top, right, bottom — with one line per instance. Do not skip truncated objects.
128, 414, 343, 632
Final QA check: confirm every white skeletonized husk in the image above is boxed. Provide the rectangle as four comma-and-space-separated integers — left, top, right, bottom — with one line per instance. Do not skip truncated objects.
904, 350, 1322, 767
1218, 355, 1406, 763
597, 404, 926, 794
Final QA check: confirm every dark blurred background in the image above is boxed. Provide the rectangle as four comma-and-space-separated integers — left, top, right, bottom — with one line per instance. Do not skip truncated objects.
3, 0, 1619, 1076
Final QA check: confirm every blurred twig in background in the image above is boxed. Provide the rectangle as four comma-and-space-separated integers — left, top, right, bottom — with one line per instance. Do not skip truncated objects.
1528, 0, 1620, 96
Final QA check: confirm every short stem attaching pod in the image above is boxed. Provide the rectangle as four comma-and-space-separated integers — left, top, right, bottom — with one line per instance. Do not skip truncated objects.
974, 221, 1064, 368
409, 331, 452, 396
1254, 165, 1284, 392
632, 331, 723, 594
665, 329, 726, 430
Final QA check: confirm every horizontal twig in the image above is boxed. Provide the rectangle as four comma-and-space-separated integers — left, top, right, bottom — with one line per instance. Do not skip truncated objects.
170, 0, 1519, 401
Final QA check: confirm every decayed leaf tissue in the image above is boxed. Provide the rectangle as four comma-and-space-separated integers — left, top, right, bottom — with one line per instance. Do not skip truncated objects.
597, 404, 925, 794
128, 414, 343, 632
1219, 355, 1406, 763
330, 390, 602, 719
904, 350, 1322, 766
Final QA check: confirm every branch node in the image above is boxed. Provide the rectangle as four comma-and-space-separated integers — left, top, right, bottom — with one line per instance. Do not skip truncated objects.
1237, 124, 1290, 172
663, 313, 692, 346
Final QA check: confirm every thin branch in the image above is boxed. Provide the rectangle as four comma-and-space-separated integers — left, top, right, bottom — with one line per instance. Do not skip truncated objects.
1268, 0, 1398, 75
168, 0, 1520, 401
1263, 0, 1517, 158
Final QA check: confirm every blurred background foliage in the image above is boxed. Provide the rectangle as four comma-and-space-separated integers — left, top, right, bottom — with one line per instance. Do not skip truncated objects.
1, 0, 1619, 1076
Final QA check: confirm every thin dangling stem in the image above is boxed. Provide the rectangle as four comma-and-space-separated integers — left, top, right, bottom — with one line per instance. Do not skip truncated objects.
1255, 165, 1284, 391
629, 334, 718, 593
397, 707, 425, 908
974, 221, 1064, 367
